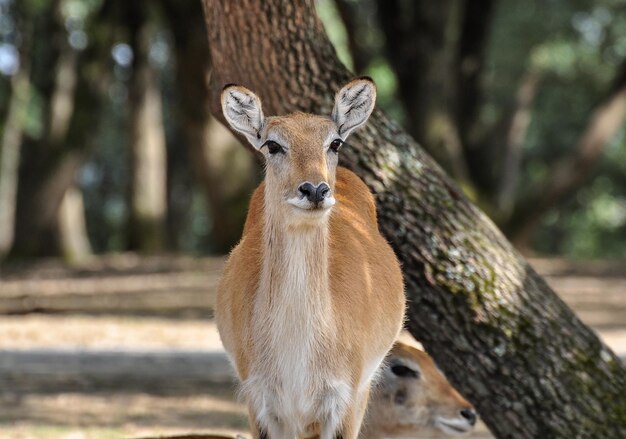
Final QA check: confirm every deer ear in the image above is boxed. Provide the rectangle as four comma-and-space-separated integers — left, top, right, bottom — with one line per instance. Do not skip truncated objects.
332, 77, 376, 138
221, 84, 265, 148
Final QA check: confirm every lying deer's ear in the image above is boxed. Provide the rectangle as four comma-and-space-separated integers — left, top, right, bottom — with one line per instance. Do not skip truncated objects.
221, 84, 265, 148
331, 77, 376, 138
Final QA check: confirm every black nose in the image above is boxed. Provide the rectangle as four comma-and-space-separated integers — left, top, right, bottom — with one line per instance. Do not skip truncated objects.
460, 408, 477, 426
298, 182, 330, 204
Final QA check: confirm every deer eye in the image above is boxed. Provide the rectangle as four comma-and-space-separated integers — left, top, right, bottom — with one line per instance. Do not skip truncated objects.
329, 139, 343, 153
390, 364, 420, 379
263, 140, 285, 154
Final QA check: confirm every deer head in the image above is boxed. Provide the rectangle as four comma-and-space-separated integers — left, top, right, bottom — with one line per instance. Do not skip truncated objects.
221, 78, 376, 225
376, 342, 478, 436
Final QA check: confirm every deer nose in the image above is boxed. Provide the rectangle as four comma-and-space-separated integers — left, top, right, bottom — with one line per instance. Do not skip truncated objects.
460, 408, 477, 426
298, 182, 330, 204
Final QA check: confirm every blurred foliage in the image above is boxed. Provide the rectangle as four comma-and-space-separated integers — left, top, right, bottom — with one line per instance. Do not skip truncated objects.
317, 0, 404, 121
318, 0, 626, 259
0, 0, 625, 258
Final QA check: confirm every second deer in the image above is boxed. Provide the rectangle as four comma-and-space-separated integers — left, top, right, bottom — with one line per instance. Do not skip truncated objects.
362, 341, 478, 438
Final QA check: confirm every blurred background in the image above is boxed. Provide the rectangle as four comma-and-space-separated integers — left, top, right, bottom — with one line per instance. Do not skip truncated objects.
0, 0, 625, 438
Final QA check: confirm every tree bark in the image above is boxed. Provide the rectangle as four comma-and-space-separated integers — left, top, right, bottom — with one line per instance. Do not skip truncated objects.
126, 1, 168, 253
202, 1, 626, 437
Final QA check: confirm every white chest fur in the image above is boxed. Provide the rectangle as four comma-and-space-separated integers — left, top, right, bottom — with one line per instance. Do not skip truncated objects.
242, 221, 352, 438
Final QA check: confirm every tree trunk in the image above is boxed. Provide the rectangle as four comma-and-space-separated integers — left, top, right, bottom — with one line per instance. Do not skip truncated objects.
454, 0, 495, 147
126, 1, 168, 253
494, 70, 542, 220
10, 58, 103, 258
10, 0, 80, 258
202, 1, 626, 437
164, 0, 257, 253
8, 0, 107, 259
56, 185, 93, 262
0, 68, 30, 257
454, 0, 498, 195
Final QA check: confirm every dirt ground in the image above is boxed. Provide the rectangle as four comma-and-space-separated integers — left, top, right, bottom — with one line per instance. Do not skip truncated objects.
0, 254, 624, 438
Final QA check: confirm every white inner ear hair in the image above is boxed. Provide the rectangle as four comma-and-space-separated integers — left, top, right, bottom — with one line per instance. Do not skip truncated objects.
333, 82, 374, 137
224, 89, 264, 139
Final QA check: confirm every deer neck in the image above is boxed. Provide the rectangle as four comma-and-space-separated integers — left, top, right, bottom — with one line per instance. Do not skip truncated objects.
258, 182, 332, 316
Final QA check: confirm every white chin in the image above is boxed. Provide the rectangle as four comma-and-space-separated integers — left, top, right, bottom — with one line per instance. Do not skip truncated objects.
287, 196, 335, 213
434, 418, 473, 436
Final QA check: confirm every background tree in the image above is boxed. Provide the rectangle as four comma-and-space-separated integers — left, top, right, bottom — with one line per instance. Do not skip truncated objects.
202, 0, 626, 437
124, 0, 168, 253
6, 0, 110, 259
161, 0, 258, 254
508, 60, 626, 245
0, 0, 30, 257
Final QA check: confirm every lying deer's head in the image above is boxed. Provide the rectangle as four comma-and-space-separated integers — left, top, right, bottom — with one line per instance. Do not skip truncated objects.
373, 342, 478, 436
221, 78, 376, 222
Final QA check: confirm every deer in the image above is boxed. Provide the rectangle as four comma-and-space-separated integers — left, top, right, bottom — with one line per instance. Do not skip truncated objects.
362, 340, 478, 438
216, 78, 405, 439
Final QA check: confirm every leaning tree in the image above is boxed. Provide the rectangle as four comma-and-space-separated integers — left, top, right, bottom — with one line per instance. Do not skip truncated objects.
201, 0, 626, 437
